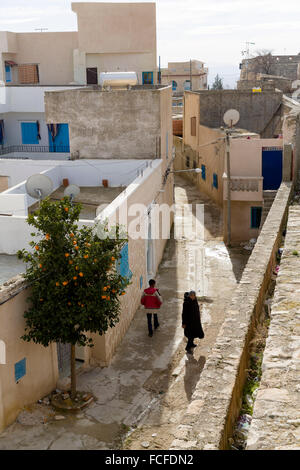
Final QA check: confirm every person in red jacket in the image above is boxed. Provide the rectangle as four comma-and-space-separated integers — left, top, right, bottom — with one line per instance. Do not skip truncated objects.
141, 279, 163, 337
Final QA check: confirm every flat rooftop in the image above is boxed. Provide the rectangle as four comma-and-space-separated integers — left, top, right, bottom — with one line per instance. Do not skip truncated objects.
0, 255, 25, 286
29, 186, 125, 220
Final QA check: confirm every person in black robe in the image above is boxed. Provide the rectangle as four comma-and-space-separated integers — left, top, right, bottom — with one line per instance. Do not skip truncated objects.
182, 290, 204, 353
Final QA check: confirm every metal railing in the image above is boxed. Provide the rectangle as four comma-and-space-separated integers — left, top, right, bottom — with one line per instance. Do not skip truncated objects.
0, 145, 70, 155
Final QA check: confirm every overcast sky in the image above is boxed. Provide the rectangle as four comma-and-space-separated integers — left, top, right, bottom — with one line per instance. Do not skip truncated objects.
1, 0, 300, 86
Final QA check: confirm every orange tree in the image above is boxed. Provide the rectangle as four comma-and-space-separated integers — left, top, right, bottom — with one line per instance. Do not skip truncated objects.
17, 197, 130, 398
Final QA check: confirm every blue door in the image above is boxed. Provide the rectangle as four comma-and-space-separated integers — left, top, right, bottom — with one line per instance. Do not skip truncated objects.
262, 149, 282, 190
21, 122, 39, 145
48, 124, 70, 152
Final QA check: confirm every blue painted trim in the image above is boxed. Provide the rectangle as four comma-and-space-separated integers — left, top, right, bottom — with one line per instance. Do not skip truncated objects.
251, 207, 262, 229
15, 358, 26, 382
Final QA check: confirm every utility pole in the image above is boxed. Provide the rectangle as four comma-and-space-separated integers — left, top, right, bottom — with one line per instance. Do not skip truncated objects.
223, 109, 240, 247
190, 59, 193, 91
225, 130, 231, 247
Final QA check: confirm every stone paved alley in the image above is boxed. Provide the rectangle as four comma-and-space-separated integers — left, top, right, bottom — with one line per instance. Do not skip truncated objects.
0, 176, 249, 450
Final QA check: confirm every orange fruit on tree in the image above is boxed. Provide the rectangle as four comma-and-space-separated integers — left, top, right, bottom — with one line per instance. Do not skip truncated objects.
70, 233, 74, 238
111, 256, 115, 261
64, 207, 69, 212
39, 264, 42, 268
101, 295, 107, 300
94, 259, 98, 263
65, 253, 69, 258
103, 287, 107, 291
45, 234, 50, 240
35, 245, 39, 250
84, 254, 88, 259
73, 240, 77, 245
62, 281, 68, 286
73, 276, 77, 280
75, 246, 79, 251
69, 260, 73, 265
75, 266, 79, 270
79, 272, 84, 277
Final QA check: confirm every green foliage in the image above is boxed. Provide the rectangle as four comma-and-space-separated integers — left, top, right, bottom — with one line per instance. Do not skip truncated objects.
211, 74, 224, 90
18, 197, 130, 348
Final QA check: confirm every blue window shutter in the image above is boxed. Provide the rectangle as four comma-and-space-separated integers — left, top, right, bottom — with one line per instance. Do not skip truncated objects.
15, 358, 26, 382
201, 164, 206, 180
21, 122, 39, 145
5, 65, 12, 83
117, 243, 132, 281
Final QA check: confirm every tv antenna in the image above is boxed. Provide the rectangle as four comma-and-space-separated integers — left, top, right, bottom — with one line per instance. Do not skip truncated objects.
35, 28, 48, 32
64, 184, 80, 205
25, 174, 53, 205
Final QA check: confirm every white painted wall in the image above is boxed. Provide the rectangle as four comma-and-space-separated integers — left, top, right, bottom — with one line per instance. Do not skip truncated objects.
0, 159, 155, 254
0, 159, 151, 189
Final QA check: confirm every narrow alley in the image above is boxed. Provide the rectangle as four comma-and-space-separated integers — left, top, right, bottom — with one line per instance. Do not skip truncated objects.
0, 176, 250, 450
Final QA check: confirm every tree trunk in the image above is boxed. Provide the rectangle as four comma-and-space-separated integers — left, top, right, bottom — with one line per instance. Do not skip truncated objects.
70, 344, 76, 399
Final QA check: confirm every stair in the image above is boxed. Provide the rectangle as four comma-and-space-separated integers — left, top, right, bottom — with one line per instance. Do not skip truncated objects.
259, 190, 277, 229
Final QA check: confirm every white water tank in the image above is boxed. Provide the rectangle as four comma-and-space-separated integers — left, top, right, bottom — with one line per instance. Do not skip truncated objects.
99, 72, 138, 87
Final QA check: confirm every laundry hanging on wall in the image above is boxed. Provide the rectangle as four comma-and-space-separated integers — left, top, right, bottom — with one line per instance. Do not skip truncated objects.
47, 124, 60, 142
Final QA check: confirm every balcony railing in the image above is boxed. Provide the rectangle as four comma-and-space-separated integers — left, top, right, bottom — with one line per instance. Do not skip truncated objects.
223, 176, 263, 201
0, 145, 70, 156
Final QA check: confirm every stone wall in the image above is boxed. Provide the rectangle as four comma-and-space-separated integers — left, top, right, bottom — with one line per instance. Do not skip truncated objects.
189, 90, 283, 138
170, 181, 293, 450
247, 204, 300, 450
45, 86, 172, 160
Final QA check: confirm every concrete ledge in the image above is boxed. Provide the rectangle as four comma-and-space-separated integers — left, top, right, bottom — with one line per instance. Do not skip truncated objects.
169, 182, 293, 450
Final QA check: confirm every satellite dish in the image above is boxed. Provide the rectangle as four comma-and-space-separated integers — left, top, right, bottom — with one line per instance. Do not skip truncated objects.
223, 109, 240, 128
64, 184, 80, 200
25, 174, 53, 200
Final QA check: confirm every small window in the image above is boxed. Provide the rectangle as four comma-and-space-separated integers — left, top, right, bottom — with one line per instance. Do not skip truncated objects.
186, 156, 190, 168
184, 80, 191, 91
117, 243, 132, 281
201, 164, 206, 180
172, 80, 177, 91
213, 173, 218, 189
191, 117, 196, 136
193, 160, 197, 169
251, 207, 262, 229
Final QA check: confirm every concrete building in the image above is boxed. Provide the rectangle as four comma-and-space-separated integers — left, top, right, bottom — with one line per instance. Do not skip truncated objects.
161, 60, 208, 96
0, 79, 174, 430
44, 84, 172, 162
0, 3, 157, 87
0, 2, 158, 159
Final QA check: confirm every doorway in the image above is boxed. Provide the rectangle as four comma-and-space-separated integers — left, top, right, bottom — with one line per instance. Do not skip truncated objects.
262, 148, 282, 190
86, 67, 98, 85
